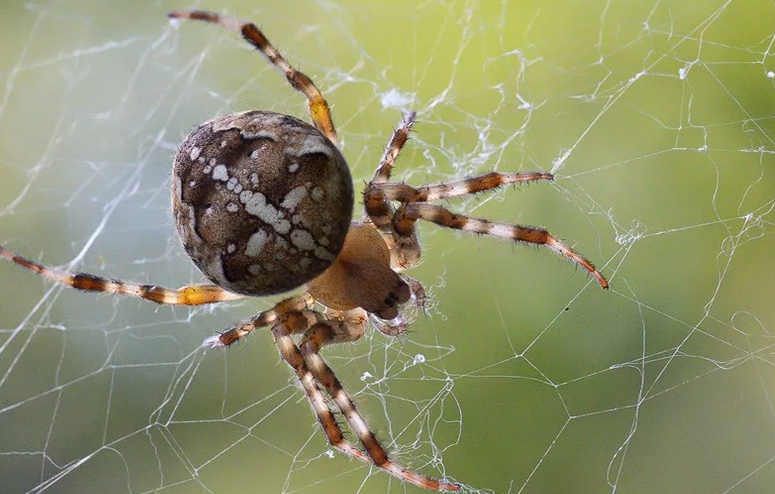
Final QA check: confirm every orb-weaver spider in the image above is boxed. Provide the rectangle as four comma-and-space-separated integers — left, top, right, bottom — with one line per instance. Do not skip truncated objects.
0, 9, 609, 491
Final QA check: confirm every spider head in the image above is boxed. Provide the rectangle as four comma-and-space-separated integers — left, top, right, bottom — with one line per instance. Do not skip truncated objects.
307, 222, 412, 320
172, 110, 353, 296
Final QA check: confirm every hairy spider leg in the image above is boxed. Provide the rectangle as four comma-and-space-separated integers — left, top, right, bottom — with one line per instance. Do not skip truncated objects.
270, 319, 374, 465
207, 293, 314, 347
363, 113, 422, 268
395, 202, 609, 289
168, 9, 339, 146
0, 245, 245, 305
211, 294, 457, 489
366, 171, 554, 208
269, 307, 460, 491
371, 111, 417, 184
364, 170, 565, 274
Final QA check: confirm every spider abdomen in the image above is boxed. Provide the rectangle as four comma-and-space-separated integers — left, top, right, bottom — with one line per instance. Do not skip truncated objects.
172, 110, 353, 296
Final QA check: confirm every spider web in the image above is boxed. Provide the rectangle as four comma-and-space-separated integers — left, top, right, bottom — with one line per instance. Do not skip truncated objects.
1, 0, 774, 493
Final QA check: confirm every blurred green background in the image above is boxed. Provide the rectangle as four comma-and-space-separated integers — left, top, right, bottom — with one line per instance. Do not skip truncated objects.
1, 0, 774, 493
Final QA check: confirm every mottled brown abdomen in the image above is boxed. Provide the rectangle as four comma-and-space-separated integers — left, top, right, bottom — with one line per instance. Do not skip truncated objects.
172, 110, 353, 296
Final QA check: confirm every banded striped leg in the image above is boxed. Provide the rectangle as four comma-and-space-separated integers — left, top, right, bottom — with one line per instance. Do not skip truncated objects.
270, 310, 373, 466
396, 203, 609, 289
0, 245, 245, 305
364, 112, 420, 269
273, 308, 459, 492
371, 111, 417, 184
205, 293, 314, 347
367, 171, 554, 205
168, 9, 339, 145
364, 171, 556, 271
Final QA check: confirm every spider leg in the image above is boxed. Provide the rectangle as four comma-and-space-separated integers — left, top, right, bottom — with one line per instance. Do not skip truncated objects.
207, 293, 314, 347
168, 9, 339, 146
366, 171, 553, 206
393, 203, 609, 288
408, 171, 554, 201
207, 290, 451, 487
364, 115, 548, 221
370, 111, 417, 184
0, 245, 246, 305
365, 169, 553, 271
270, 311, 374, 466
362, 113, 420, 269
291, 308, 459, 491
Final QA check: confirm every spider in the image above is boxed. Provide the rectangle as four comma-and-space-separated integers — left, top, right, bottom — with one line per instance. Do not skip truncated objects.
0, 9, 609, 492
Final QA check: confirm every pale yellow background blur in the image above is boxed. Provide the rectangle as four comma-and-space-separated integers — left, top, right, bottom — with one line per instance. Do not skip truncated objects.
1, 1, 774, 493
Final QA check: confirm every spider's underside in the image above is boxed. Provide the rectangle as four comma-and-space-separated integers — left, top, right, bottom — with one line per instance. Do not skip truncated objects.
0, 9, 609, 492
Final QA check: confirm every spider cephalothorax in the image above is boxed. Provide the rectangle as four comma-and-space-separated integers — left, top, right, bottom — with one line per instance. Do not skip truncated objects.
0, 9, 609, 492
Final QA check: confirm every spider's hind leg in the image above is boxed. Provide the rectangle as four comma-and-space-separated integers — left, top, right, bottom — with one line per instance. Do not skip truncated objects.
168, 9, 339, 145
0, 245, 247, 305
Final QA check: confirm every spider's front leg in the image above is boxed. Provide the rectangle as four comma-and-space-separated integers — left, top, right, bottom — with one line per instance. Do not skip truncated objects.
268, 308, 373, 465
362, 133, 609, 287
206, 293, 315, 347
396, 202, 609, 288
363, 112, 422, 269
270, 307, 459, 492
